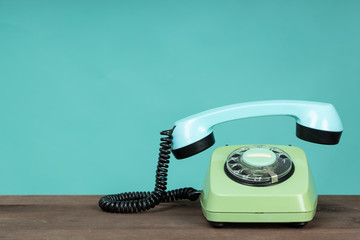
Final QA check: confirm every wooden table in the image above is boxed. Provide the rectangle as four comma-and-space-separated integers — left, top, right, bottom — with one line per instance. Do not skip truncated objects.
0, 195, 359, 240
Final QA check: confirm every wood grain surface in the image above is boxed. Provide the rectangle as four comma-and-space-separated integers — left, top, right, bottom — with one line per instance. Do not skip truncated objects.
0, 195, 359, 240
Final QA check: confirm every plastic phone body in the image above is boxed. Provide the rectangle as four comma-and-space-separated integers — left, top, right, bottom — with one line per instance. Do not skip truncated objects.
201, 145, 317, 225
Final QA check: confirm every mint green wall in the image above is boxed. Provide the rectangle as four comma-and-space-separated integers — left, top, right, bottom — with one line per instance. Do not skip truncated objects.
0, 1, 359, 195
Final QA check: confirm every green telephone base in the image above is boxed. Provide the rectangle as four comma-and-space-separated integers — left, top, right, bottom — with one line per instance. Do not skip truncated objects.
200, 145, 317, 225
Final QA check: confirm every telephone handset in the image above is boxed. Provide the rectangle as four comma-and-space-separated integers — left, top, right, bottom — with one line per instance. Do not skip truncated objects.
99, 100, 342, 226
171, 100, 342, 159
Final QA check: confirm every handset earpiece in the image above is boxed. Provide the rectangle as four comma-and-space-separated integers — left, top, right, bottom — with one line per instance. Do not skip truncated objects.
171, 100, 343, 159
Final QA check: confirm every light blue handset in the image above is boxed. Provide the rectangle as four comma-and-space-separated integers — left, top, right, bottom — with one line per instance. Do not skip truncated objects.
171, 100, 343, 159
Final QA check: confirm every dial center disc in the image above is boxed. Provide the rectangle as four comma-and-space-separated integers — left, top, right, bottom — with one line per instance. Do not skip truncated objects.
242, 148, 276, 167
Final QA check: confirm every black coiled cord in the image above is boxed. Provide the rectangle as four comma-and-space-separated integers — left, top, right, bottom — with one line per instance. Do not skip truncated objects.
98, 129, 201, 213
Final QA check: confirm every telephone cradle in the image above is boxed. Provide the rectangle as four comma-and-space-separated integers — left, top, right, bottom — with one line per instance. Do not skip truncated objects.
98, 100, 342, 228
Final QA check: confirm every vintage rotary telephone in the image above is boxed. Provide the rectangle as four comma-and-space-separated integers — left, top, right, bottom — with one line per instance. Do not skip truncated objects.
99, 100, 343, 227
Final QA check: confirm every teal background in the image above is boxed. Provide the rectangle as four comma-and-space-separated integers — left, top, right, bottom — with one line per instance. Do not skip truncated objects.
0, 1, 359, 195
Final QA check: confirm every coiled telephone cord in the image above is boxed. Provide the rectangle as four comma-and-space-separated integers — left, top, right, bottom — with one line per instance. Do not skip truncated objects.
98, 129, 201, 213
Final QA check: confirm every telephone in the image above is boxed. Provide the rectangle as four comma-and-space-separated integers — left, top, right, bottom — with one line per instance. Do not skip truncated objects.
99, 100, 343, 227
